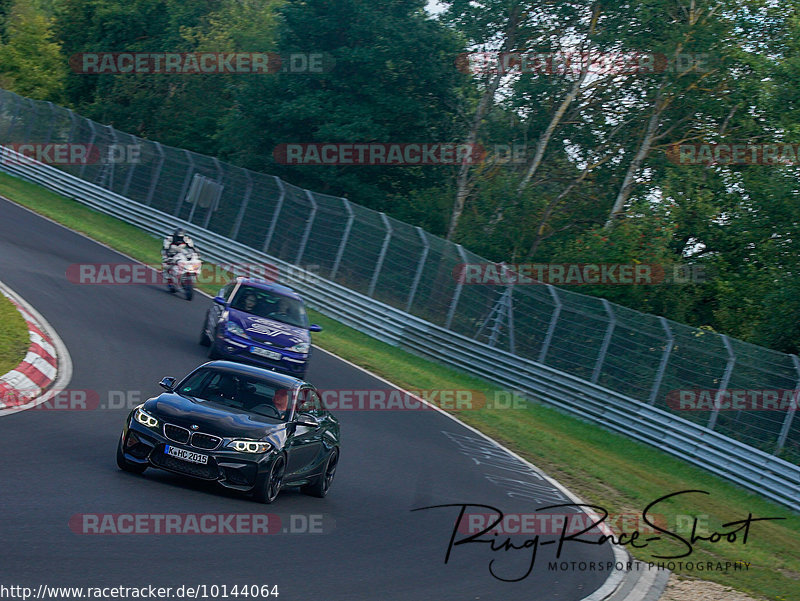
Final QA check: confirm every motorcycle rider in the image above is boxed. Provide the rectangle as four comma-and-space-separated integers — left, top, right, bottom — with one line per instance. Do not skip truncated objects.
162, 228, 197, 291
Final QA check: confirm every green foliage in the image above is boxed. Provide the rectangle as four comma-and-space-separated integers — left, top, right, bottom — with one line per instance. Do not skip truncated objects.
0, 0, 66, 101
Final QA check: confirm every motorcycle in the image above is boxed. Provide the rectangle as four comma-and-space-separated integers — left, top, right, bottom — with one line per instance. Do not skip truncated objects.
164, 248, 202, 300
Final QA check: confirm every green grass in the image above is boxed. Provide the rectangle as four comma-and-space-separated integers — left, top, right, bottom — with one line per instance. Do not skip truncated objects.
0, 292, 28, 375
1, 171, 798, 600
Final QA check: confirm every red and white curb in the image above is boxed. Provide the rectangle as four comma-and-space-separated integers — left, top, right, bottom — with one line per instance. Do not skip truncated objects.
0, 280, 72, 415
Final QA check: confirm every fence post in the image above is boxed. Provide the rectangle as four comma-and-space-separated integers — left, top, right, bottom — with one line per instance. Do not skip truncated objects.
175, 150, 195, 216
121, 134, 137, 199
262, 177, 285, 253
144, 142, 165, 206
445, 244, 468, 330
406, 226, 429, 312
66, 109, 78, 144
79, 119, 97, 179
97, 124, 116, 189
22, 98, 35, 146
330, 198, 353, 280
5, 94, 23, 141
368, 212, 392, 297
230, 170, 253, 240
649, 317, 674, 405
538, 285, 562, 364
775, 355, 800, 454
592, 299, 616, 383
45, 102, 56, 143
296, 191, 318, 265
707, 335, 735, 431
202, 157, 225, 229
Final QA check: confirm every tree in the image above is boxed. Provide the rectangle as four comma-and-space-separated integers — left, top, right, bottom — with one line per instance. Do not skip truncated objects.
0, 0, 66, 101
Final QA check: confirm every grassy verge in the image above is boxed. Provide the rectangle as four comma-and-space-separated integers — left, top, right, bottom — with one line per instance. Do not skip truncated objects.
1, 171, 798, 600
0, 291, 29, 375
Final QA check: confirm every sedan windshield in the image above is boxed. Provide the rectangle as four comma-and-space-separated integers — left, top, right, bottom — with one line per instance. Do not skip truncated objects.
177, 368, 292, 421
229, 285, 308, 329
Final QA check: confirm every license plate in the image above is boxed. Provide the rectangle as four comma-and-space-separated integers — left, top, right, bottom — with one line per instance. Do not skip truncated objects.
165, 445, 208, 465
250, 346, 282, 360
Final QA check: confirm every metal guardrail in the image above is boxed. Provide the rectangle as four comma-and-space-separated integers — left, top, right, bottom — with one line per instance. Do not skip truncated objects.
2, 148, 799, 512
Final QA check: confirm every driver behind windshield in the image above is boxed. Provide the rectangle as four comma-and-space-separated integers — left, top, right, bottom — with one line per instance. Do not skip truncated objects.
230, 287, 307, 328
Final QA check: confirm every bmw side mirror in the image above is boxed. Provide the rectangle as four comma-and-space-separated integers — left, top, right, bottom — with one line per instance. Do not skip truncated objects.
309, 324, 322, 332
213, 295, 227, 306
295, 413, 319, 428
159, 376, 176, 391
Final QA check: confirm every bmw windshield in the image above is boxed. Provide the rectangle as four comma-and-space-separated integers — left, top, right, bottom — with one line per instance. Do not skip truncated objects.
176, 368, 292, 421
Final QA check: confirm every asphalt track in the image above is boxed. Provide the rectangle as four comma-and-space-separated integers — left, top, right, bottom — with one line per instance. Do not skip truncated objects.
0, 197, 616, 601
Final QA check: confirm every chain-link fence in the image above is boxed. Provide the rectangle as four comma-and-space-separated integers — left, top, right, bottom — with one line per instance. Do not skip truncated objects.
1, 87, 797, 464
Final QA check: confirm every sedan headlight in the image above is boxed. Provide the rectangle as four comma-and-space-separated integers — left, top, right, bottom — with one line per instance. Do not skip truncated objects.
133, 406, 159, 428
226, 439, 272, 453
288, 342, 310, 354
225, 322, 247, 338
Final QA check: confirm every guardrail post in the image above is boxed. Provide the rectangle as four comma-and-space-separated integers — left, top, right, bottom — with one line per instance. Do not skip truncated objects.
330, 198, 354, 281
707, 335, 735, 431
538, 285, 562, 363
175, 150, 195, 216
144, 142, 165, 206
445, 244, 468, 330
296, 191, 318, 265
592, 299, 616, 383
230, 170, 253, 240
406, 227, 429, 312
79, 119, 97, 179
262, 177, 285, 253
775, 355, 800, 454
368, 212, 392, 297
649, 317, 674, 405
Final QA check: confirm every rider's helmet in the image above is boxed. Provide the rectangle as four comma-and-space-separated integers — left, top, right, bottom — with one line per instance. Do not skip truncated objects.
172, 228, 186, 245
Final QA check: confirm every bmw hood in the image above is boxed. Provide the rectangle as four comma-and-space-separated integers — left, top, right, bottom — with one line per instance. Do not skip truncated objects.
143, 393, 287, 445
227, 310, 309, 348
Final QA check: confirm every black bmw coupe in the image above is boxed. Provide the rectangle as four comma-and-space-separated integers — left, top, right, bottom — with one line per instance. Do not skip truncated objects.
116, 361, 340, 503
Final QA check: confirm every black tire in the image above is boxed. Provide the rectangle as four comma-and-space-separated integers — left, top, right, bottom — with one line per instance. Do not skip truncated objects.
254, 455, 286, 504
199, 321, 211, 346
116, 434, 147, 474
185, 285, 193, 301
207, 339, 220, 359
302, 448, 338, 498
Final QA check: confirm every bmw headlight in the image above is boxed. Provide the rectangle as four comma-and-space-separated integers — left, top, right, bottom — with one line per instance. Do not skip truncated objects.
226, 322, 247, 338
288, 342, 310, 354
226, 439, 272, 453
133, 406, 159, 428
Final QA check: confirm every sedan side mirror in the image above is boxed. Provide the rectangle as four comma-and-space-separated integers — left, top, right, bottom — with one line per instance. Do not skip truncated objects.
159, 376, 176, 391
295, 413, 320, 428
213, 295, 227, 306
309, 324, 322, 332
